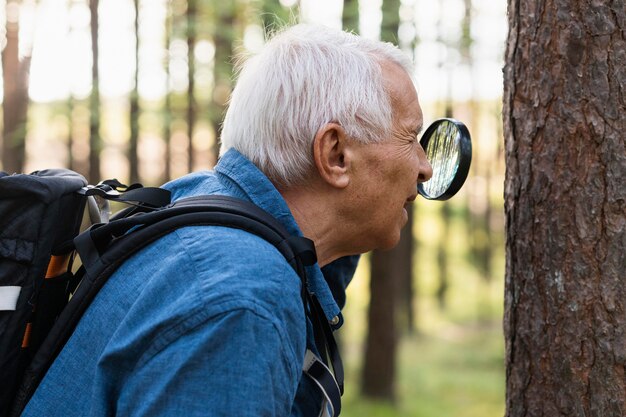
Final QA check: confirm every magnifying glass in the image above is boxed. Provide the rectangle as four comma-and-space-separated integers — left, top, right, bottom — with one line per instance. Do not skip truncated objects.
418, 118, 472, 201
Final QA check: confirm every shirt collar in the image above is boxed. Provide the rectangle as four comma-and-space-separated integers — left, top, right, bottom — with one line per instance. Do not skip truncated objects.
215, 149, 343, 326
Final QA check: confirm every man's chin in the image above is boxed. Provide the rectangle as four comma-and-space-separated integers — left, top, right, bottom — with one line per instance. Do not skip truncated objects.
376, 230, 403, 252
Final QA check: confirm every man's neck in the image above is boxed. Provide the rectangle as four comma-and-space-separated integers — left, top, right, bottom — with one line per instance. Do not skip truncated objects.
279, 185, 353, 267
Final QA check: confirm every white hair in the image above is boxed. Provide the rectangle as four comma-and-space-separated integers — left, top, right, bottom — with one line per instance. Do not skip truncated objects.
219, 24, 414, 188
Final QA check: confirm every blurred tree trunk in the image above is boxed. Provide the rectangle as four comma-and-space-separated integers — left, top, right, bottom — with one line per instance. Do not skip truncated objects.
261, 0, 290, 38
460, 0, 493, 289
89, 0, 101, 183
341, 0, 359, 34
67, 96, 75, 171
129, 0, 140, 184
66, 6, 75, 173
2, 0, 31, 174
503, 1, 625, 416
379, 0, 399, 44
186, 0, 196, 172
209, 2, 235, 162
162, 1, 172, 183
361, 0, 402, 401
362, 250, 399, 400
461, 0, 492, 284
435, 202, 450, 309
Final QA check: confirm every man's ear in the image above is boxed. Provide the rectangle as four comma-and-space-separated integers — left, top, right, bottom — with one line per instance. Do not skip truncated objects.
312, 123, 351, 189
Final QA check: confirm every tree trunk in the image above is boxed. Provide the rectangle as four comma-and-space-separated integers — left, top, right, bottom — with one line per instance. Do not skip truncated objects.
435, 202, 450, 309
186, 0, 196, 173
67, 96, 75, 172
129, 0, 140, 184
341, 0, 359, 34
210, 2, 235, 162
89, 0, 101, 183
2, 0, 31, 174
503, 1, 625, 416
162, 1, 172, 183
361, 0, 402, 401
379, 0, 400, 44
362, 250, 398, 400
261, 0, 290, 38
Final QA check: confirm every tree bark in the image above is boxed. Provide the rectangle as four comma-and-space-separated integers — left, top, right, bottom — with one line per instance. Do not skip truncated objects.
503, 1, 625, 416
2, 0, 31, 174
186, 0, 196, 172
129, 0, 140, 184
89, 0, 101, 183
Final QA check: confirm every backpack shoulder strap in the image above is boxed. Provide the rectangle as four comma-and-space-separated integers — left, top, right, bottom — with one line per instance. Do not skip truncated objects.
76, 195, 316, 279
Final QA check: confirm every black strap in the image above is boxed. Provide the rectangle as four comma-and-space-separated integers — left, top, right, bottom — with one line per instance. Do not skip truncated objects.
303, 350, 342, 417
308, 293, 344, 394
78, 181, 171, 208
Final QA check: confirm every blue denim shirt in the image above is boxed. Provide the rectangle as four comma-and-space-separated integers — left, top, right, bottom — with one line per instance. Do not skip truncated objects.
22, 149, 358, 417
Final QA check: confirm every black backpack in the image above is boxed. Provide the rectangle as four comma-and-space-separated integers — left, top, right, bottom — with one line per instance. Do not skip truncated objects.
0, 169, 343, 417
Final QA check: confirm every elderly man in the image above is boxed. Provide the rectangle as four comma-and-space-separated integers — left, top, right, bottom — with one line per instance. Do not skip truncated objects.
22, 24, 432, 417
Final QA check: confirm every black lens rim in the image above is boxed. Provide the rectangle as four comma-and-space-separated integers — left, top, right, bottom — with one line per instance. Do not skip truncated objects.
417, 118, 472, 201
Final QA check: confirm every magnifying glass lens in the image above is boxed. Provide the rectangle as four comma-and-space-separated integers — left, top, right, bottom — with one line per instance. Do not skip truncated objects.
421, 122, 461, 198
418, 118, 471, 201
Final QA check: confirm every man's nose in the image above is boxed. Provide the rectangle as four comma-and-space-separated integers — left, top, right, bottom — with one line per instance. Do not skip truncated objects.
417, 148, 433, 183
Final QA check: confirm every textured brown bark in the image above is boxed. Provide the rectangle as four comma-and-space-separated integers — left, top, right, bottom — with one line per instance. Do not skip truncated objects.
361, 0, 403, 401
503, 1, 625, 416
2, 1, 31, 174
89, 0, 101, 183
186, 0, 196, 172
129, 0, 140, 184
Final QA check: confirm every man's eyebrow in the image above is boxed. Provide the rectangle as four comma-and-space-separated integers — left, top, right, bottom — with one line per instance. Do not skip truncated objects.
415, 124, 424, 136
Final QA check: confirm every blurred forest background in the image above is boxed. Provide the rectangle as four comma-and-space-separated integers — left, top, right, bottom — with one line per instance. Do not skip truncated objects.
1, 0, 507, 415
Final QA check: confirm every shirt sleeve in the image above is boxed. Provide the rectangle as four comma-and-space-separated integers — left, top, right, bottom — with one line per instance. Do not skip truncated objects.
110, 306, 301, 417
